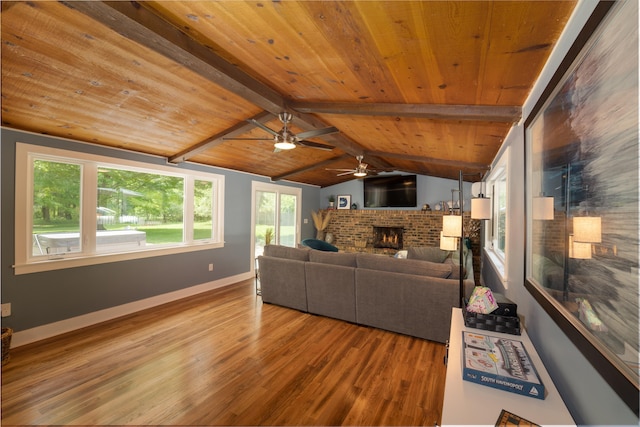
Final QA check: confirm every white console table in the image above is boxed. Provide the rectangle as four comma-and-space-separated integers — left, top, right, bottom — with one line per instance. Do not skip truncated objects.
442, 308, 575, 426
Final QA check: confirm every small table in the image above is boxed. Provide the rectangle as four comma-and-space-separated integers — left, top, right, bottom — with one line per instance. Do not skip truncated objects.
441, 307, 575, 426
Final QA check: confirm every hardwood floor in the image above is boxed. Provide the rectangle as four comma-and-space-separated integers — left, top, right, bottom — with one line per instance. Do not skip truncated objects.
1, 279, 447, 426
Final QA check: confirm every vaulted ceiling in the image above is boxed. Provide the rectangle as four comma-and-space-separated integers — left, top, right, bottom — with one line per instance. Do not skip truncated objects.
2, 1, 577, 187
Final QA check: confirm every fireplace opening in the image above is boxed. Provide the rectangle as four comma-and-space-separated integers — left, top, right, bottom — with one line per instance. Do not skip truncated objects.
373, 226, 403, 249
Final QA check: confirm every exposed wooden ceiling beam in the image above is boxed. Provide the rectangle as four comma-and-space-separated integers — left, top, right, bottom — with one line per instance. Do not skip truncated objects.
365, 150, 491, 170
1, 2, 19, 12
64, 1, 285, 113
168, 111, 273, 163
292, 102, 522, 123
270, 154, 352, 182
285, 111, 367, 158
66, 1, 370, 162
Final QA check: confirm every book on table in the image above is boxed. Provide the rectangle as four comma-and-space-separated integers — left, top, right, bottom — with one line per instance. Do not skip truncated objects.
495, 409, 540, 426
462, 331, 545, 399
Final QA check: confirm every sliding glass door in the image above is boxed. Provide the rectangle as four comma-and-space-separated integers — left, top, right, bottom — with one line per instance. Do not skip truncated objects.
251, 182, 301, 260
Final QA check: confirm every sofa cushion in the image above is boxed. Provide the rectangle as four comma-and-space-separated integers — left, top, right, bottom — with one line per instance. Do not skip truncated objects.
356, 253, 452, 278
258, 256, 308, 312
407, 246, 450, 263
305, 263, 356, 322
309, 250, 357, 267
263, 244, 310, 261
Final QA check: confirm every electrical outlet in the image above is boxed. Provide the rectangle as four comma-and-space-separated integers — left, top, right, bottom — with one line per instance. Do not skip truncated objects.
208, 263, 214, 272
1, 303, 11, 317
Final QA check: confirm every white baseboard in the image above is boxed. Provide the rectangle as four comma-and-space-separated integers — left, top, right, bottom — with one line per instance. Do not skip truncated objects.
11, 272, 254, 348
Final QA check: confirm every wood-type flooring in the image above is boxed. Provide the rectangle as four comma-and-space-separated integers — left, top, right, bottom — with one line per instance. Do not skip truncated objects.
1, 279, 447, 425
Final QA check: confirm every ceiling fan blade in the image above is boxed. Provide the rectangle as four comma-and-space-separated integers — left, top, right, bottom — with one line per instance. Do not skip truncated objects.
336, 171, 355, 176
369, 168, 396, 173
297, 140, 334, 151
222, 137, 272, 141
297, 126, 339, 140
247, 119, 279, 137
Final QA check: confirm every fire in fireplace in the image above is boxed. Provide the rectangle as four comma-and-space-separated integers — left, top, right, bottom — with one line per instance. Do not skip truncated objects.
373, 226, 404, 249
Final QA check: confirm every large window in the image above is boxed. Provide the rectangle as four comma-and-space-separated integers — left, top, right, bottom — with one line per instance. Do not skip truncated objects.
492, 167, 508, 259
485, 149, 509, 280
15, 143, 224, 274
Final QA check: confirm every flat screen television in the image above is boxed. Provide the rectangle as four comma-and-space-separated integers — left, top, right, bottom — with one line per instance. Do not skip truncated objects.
363, 174, 417, 208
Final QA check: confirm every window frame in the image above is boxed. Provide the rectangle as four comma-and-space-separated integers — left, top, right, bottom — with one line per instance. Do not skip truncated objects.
484, 148, 509, 281
15, 143, 225, 275
250, 180, 302, 263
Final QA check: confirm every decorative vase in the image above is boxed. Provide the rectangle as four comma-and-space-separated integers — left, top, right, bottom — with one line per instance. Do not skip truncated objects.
316, 230, 325, 240
324, 233, 334, 244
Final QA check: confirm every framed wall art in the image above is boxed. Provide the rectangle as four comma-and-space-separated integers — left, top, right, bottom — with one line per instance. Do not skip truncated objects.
337, 195, 351, 210
524, 0, 638, 414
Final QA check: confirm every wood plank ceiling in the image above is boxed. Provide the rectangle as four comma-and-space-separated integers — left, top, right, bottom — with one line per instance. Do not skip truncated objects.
1, 1, 577, 187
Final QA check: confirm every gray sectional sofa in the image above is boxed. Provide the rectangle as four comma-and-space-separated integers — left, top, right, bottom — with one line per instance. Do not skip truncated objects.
258, 245, 475, 343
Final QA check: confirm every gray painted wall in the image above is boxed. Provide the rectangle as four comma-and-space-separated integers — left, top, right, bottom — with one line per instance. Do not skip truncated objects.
1, 128, 320, 332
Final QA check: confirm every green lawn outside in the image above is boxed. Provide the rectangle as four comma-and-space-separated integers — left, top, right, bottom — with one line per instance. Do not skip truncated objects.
33, 221, 296, 245
255, 224, 295, 246
33, 221, 213, 244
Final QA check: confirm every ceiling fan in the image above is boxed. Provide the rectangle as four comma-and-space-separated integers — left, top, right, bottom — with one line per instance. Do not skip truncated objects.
327, 155, 390, 177
224, 112, 338, 151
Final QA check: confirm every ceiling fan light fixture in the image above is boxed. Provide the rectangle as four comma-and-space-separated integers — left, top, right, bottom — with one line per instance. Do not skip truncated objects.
353, 156, 368, 176
273, 132, 296, 150
273, 140, 296, 150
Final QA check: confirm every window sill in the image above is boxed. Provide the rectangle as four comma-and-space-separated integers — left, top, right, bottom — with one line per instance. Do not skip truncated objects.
484, 248, 508, 286
14, 241, 224, 275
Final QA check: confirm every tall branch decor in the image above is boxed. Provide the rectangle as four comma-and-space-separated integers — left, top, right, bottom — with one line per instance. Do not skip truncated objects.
311, 209, 331, 240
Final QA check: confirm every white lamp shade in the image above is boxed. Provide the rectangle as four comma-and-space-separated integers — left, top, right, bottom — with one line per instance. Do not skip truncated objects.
471, 182, 483, 197
573, 216, 601, 243
533, 196, 554, 220
440, 231, 458, 251
471, 197, 491, 220
442, 215, 462, 237
569, 235, 592, 259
